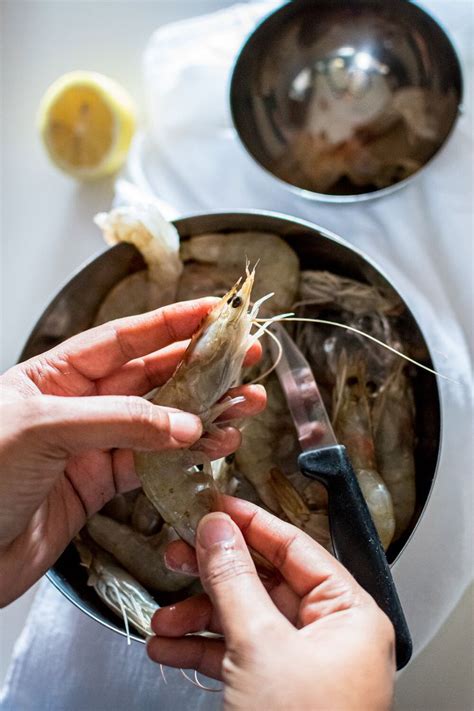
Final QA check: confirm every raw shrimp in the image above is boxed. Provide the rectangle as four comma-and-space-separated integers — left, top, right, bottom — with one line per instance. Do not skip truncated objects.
236, 376, 330, 547
235, 376, 297, 512
135, 269, 273, 546
179, 232, 299, 315
269, 468, 331, 550
101, 489, 140, 524
332, 353, 395, 550
297, 271, 401, 316
87, 514, 194, 592
75, 537, 159, 639
93, 199, 182, 324
372, 365, 416, 540
131, 492, 163, 536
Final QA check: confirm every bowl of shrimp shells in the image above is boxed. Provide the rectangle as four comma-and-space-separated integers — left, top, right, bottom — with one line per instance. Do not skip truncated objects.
20, 197, 440, 644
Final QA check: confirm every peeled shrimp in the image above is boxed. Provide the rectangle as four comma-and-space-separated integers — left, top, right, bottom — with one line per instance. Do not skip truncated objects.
87, 514, 194, 592
93, 199, 182, 324
178, 232, 299, 315
372, 365, 416, 540
332, 353, 395, 549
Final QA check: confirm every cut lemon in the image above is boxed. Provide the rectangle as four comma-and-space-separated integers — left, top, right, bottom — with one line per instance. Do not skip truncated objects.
37, 71, 136, 180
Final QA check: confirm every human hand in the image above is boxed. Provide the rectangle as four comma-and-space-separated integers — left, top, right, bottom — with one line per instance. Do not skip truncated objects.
0, 299, 264, 606
148, 496, 395, 711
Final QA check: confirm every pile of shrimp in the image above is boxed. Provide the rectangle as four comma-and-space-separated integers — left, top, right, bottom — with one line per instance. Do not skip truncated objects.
76, 192, 418, 644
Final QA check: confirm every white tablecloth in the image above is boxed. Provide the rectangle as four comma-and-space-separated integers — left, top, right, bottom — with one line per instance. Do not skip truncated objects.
1, 2, 472, 709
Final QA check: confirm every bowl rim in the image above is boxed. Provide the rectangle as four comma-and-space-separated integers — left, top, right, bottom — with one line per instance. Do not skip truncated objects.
229, 0, 464, 203
30, 208, 441, 643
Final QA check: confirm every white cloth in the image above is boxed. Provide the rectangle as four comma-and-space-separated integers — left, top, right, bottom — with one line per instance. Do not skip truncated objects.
1, 2, 472, 710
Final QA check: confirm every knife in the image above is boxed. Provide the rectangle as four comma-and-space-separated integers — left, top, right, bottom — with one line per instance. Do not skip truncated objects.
269, 323, 412, 670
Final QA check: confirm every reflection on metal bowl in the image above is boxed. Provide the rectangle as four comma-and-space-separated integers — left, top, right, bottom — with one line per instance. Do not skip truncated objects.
230, 0, 462, 202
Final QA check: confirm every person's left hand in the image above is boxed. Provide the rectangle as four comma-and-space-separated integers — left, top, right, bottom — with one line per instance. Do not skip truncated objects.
0, 298, 265, 606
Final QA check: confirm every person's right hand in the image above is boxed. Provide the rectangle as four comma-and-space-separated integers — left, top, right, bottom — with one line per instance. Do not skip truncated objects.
148, 496, 395, 711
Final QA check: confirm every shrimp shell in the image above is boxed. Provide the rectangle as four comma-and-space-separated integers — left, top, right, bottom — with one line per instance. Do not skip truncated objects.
93, 200, 182, 324
75, 537, 159, 639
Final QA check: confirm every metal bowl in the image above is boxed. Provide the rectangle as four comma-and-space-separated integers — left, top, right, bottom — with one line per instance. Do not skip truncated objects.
20, 211, 440, 642
230, 0, 462, 202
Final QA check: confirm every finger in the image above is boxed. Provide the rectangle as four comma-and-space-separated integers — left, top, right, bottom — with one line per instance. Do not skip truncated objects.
214, 384, 266, 422
96, 341, 189, 396
147, 636, 225, 681
151, 595, 219, 637
164, 541, 301, 627
194, 426, 242, 460
25, 298, 219, 384
195, 512, 290, 647
29, 395, 202, 454
220, 496, 361, 598
164, 539, 199, 577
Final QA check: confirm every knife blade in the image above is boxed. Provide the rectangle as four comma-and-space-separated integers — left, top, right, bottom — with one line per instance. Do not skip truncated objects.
268, 322, 413, 670
269, 323, 336, 450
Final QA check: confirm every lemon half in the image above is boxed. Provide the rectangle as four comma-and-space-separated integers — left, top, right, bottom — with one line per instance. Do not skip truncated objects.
38, 71, 136, 180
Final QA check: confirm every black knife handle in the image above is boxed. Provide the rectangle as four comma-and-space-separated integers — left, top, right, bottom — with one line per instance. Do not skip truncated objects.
298, 445, 412, 670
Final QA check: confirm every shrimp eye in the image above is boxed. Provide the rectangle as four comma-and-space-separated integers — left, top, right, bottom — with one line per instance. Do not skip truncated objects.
232, 296, 242, 308
366, 380, 377, 394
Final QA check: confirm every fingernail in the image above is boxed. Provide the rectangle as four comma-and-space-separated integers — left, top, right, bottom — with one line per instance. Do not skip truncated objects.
169, 412, 202, 443
198, 513, 235, 549
164, 549, 199, 576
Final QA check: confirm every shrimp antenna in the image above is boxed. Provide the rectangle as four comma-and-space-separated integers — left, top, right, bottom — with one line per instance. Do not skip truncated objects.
249, 322, 283, 384
253, 316, 457, 383
179, 668, 222, 692
114, 583, 131, 646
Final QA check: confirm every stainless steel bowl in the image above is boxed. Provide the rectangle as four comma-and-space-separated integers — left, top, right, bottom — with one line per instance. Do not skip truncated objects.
230, 0, 462, 202
20, 211, 440, 642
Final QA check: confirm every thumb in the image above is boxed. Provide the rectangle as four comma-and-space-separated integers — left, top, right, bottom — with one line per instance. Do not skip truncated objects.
26, 394, 202, 453
195, 512, 288, 648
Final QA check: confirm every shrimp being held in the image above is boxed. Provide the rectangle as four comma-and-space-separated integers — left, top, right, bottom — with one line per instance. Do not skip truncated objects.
135, 269, 270, 546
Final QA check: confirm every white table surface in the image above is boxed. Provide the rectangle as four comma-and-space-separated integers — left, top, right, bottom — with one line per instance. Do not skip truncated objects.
0, 1, 473, 709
